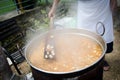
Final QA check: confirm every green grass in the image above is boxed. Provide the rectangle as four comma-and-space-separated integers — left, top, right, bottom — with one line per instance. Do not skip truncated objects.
0, 0, 51, 15
0, 0, 70, 15
0, 0, 16, 15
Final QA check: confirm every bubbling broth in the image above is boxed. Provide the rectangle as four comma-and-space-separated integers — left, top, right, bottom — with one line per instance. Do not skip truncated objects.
28, 34, 103, 72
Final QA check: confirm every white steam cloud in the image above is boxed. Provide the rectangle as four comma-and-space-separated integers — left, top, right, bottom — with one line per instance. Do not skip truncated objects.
54, 0, 78, 29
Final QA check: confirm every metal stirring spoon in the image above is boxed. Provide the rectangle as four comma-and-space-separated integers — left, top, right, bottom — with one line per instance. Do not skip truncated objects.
44, 17, 55, 59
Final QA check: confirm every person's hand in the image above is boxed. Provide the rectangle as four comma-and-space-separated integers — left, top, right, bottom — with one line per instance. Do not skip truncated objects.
48, 0, 60, 18
48, 9, 55, 19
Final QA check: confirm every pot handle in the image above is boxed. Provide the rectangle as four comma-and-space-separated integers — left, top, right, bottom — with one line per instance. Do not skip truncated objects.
96, 22, 105, 36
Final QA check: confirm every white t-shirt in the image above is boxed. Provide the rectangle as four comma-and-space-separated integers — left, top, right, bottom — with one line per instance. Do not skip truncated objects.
77, 0, 114, 43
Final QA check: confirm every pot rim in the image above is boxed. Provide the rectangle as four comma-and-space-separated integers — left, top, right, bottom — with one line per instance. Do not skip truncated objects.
24, 28, 107, 74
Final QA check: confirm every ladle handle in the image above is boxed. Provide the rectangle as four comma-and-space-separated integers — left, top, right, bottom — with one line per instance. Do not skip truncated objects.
44, 17, 55, 59
96, 22, 105, 36
49, 17, 54, 29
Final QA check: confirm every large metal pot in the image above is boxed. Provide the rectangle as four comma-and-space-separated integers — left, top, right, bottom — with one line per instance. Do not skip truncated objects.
25, 28, 106, 80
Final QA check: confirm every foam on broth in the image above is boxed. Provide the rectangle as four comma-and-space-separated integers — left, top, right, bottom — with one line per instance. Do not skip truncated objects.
28, 33, 102, 72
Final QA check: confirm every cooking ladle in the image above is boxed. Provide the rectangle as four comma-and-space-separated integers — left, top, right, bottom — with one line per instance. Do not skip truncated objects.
44, 17, 55, 59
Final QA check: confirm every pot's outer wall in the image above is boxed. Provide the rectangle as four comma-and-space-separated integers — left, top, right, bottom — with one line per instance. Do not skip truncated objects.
31, 58, 104, 80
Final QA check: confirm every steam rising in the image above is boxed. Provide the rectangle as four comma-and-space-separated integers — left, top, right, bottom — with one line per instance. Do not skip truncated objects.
24, 0, 79, 57
54, 0, 78, 29
25, 0, 78, 45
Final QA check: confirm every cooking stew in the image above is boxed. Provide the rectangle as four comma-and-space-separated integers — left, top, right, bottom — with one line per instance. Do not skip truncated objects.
27, 33, 103, 72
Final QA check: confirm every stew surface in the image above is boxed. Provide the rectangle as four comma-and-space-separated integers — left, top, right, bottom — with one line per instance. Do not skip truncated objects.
28, 34, 103, 72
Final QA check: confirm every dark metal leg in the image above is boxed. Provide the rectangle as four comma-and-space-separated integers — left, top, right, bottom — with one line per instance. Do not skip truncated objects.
8, 55, 22, 75
2, 48, 22, 75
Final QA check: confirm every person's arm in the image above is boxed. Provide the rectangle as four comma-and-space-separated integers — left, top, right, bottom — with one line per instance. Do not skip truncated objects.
110, 0, 117, 12
48, 0, 60, 18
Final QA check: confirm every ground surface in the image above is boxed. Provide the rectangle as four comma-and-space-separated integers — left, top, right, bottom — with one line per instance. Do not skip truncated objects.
103, 27, 120, 80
